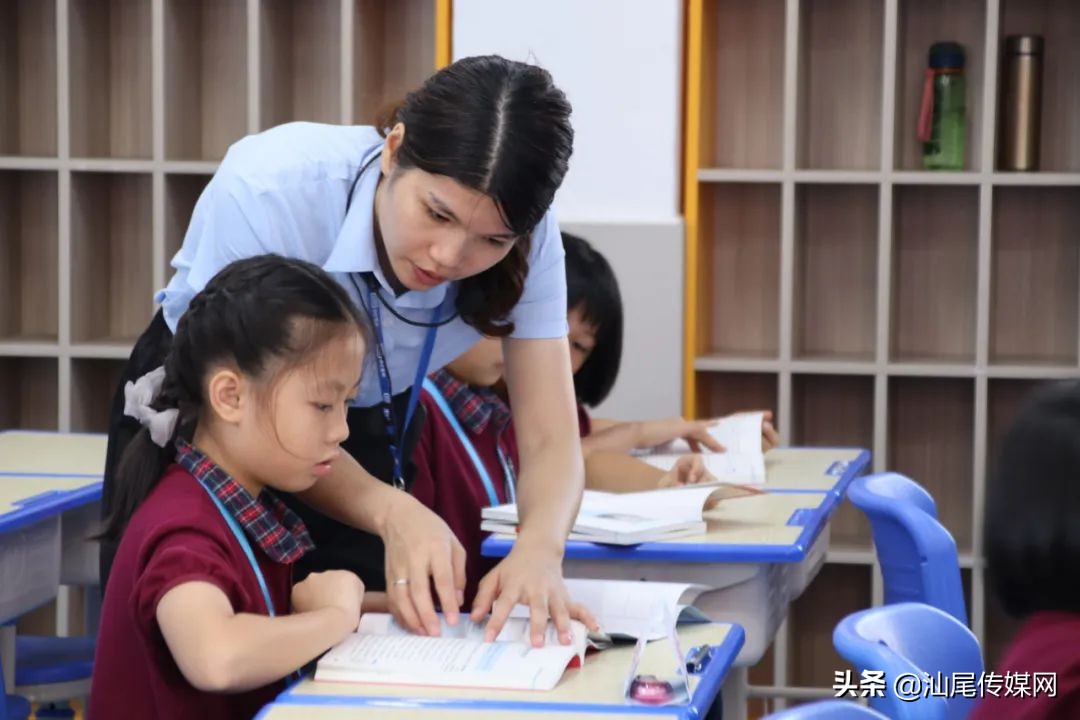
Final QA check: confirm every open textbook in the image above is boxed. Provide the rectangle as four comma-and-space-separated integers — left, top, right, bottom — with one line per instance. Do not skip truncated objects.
315, 613, 591, 690
480, 482, 762, 545
315, 580, 711, 690
559, 578, 710, 640
636, 411, 768, 483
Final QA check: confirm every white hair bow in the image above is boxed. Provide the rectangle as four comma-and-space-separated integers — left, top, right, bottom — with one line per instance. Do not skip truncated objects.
123, 366, 179, 449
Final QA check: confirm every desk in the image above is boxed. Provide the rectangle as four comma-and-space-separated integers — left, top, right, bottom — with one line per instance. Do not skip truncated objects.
483, 448, 869, 720
762, 447, 869, 496
0, 432, 107, 692
485, 491, 830, 664
0, 431, 108, 478
263, 623, 742, 720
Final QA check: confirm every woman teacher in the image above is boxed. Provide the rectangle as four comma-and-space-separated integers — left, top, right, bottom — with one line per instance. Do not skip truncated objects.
102, 55, 591, 646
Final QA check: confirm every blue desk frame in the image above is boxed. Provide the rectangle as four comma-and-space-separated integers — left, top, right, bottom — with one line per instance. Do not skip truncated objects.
0, 482, 102, 536
264, 623, 744, 720
482, 448, 869, 566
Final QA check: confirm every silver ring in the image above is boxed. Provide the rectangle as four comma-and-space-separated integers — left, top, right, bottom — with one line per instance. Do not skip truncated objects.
393, 578, 410, 587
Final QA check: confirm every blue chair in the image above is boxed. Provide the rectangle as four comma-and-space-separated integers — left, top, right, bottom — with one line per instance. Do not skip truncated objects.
765, 700, 889, 718
14, 634, 95, 716
1, 657, 31, 720
846, 473, 967, 624
833, 602, 983, 720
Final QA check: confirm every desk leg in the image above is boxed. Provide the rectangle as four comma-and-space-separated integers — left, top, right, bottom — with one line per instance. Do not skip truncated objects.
722, 665, 748, 720
1, 623, 14, 692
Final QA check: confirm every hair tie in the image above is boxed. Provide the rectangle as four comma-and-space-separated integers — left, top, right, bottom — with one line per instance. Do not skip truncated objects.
123, 366, 179, 449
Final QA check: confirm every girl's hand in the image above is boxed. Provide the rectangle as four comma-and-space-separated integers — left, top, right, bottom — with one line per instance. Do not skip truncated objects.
291, 570, 364, 632
635, 417, 726, 452
762, 417, 781, 451
657, 454, 716, 488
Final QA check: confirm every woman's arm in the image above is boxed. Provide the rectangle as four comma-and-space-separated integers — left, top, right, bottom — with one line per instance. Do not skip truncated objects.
471, 336, 596, 645
295, 453, 466, 636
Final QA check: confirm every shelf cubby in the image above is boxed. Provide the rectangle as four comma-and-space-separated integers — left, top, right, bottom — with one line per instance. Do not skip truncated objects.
894, 0, 986, 171
69, 0, 152, 159
353, 0, 435, 124
704, 0, 785, 170
792, 374, 874, 550
164, 0, 248, 160
0, 0, 57, 157
890, 185, 979, 363
797, 0, 884, 170
987, 378, 1047, 469
888, 377, 975, 554
990, 186, 1080, 366
696, 372, 779, 420
164, 173, 212, 278
794, 185, 878, 361
71, 172, 153, 344
0, 358, 58, 431
997, 0, 1080, 173
71, 359, 127, 433
0, 171, 59, 342
700, 184, 781, 360
259, 0, 342, 129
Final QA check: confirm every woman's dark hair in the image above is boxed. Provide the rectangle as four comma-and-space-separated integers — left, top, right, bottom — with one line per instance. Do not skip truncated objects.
378, 55, 573, 337
98, 255, 366, 541
986, 380, 1080, 618
563, 232, 623, 406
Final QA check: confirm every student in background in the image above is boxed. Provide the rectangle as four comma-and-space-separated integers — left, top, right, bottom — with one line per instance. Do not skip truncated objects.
561, 232, 780, 462
971, 380, 1080, 720
413, 338, 712, 605
92, 257, 367, 719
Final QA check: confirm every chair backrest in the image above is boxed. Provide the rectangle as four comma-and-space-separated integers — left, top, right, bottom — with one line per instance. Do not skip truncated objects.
847, 473, 967, 624
764, 699, 890, 718
833, 602, 984, 720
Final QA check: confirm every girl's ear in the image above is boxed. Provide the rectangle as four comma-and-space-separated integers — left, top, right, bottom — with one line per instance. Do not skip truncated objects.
205, 368, 245, 425
380, 123, 406, 176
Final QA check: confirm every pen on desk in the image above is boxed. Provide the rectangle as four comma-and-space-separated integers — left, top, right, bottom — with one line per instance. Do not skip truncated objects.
685, 644, 712, 673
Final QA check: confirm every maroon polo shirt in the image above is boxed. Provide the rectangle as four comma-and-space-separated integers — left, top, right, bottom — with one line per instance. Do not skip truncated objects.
90, 465, 292, 720
412, 380, 595, 608
412, 388, 519, 608
969, 611, 1080, 720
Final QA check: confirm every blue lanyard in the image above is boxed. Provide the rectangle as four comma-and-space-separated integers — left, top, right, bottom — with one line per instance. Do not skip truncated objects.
196, 481, 303, 685
421, 377, 517, 506
365, 283, 442, 490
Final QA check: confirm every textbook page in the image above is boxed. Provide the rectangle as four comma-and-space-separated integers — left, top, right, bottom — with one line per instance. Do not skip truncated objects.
641, 411, 767, 482
559, 578, 711, 640
481, 484, 761, 544
315, 614, 588, 690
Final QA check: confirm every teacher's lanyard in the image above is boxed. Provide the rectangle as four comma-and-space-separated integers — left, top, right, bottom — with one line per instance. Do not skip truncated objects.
363, 279, 442, 490
421, 377, 517, 506
196, 482, 303, 685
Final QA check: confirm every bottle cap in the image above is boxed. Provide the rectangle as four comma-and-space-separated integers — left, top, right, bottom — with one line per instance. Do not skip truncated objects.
1004, 35, 1044, 56
929, 42, 965, 70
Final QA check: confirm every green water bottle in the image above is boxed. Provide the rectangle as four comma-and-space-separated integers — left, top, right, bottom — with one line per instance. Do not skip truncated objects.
919, 42, 966, 170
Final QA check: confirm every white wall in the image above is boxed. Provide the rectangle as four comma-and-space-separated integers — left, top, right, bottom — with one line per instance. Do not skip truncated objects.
453, 0, 683, 222
562, 221, 685, 420
454, 0, 686, 419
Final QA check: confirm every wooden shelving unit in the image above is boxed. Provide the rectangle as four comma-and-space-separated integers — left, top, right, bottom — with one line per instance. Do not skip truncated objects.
0, 0, 442, 432
684, 0, 1080, 712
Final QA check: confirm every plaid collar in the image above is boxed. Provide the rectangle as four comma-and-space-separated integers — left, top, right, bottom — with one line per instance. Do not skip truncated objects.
428, 369, 511, 436
174, 439, 314, 565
